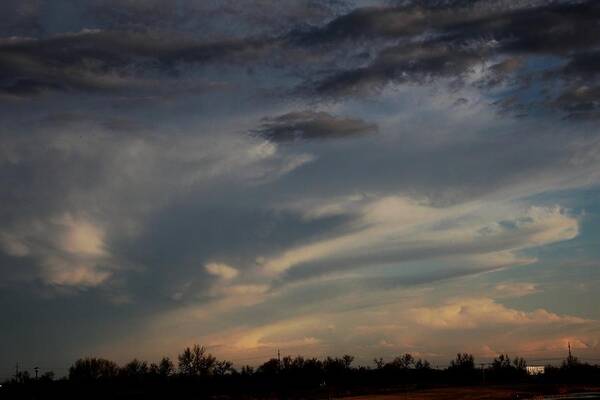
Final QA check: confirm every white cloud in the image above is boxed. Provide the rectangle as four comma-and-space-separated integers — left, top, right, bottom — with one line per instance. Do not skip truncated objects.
0, 214, 112, 288
205, 262, 239, 280
410, 297, 588, 330
260, 196, 578, 278
58, 214, 106, 257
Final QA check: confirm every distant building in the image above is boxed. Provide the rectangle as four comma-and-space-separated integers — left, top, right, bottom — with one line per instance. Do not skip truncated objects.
526, 366, 545, 375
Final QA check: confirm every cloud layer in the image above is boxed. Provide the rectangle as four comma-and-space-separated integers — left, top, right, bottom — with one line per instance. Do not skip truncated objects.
1, 0, 600, 371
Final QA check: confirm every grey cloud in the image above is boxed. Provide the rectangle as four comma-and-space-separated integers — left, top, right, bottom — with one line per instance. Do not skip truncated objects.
4, 0, 600, 118
289, 1, 518, 45
561, 51, 600, 79
553, 85, 600, 120
314, 43, 485, 95
0, 30, 274, 97
291, 5, 429, 44
0, 104, 312, 293
551, 50, 600, 118
0, 0, 346, 39
0, 0, 348, 98
252, 111, 378, 142
300, 0, 600, 117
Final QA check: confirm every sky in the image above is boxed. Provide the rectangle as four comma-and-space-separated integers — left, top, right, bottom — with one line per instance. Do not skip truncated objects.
1, 0, 600, 377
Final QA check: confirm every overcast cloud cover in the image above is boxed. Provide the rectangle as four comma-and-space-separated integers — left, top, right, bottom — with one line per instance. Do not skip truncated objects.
1, 0, 600, 376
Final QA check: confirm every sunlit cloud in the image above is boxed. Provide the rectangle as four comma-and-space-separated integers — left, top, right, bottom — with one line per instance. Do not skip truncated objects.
260, 197, 578, 280
410, 297, 589, 330
205, 262, 239, 280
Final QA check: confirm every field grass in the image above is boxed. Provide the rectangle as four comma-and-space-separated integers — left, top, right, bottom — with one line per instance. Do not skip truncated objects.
344, 385, 600, 400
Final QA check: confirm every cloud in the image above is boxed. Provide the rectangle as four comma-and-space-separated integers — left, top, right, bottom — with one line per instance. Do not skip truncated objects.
0, 29, 275, 97
410, 297, 588, 330
295, 0, 600, 117
313, 43, 485, 96
492, 282, 540, 299
260, 197, 578, 281
205, 262, 239, 280
4, 1, 600, 117
0, 0, 345, 39
0, 214, 112, 287
41, 257, 111, 287
143, 279, 599, 366
0, 109, 312, 291
252, 111, 378, 142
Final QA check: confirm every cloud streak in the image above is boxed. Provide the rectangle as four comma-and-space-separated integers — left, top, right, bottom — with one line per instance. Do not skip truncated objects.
252, 111, 378, 142
261, 197, 578, 280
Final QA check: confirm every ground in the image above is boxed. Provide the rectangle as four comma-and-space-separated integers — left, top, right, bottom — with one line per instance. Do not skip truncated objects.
343, 386, 600, 400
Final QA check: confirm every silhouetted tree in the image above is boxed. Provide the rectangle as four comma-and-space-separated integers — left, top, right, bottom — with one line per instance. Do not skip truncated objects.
448, 353, 477, 384
214, 360, 234, 376
257, 358, 280, 377
492, 354, 512, 370
39, 371, 55, 382
391, 353, 414, 369
450, 353, 475, 369
513, 356, 527, 371
8, 346, 600, 399
69, 357, 119, 382
342, 354, 355, 369
414, 358, 431, 370
177, 344, 217, 376
120, 358, 149, 379
240, 365, 254, 376
489, 354, 527, 383
157, 357, 174, 377
374, 357, 385, 369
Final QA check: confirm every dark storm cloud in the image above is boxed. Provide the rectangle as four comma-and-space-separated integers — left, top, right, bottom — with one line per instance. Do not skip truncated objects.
0, 31, 274, 96
314, 43, 485, 95
561, 50, 600, 78
0, 0, 347, 39
4, 0, 600, 117
553, 85, 600, 120
252, 111, 378, 142
289, 0, 522, 45
0, 0, 347, 98
550, 50, 600, 119
297, 0, 600, 117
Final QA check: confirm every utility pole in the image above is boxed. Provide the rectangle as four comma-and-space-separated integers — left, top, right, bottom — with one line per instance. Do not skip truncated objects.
34, 366, 39, 379
15, 363, 19, 380
481, 363, 486, 384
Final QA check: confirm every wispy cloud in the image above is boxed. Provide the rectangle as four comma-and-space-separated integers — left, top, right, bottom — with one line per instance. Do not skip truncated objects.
260, 197, 578, 279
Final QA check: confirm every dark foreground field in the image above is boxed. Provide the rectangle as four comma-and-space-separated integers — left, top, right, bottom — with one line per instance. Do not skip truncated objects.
346, 386, 600, 400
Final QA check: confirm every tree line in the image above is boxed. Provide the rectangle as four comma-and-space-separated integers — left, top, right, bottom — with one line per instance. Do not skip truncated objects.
4, 345, 600, 399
